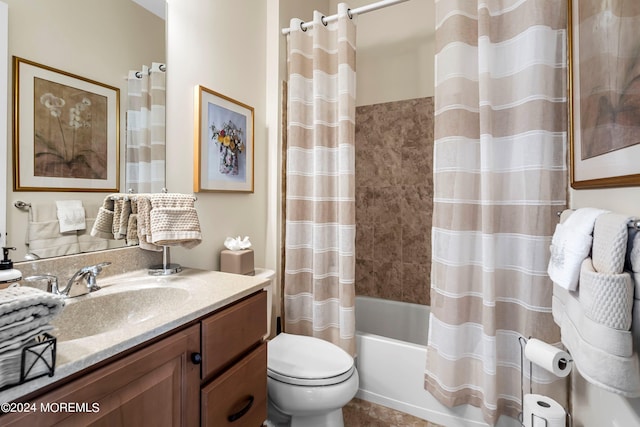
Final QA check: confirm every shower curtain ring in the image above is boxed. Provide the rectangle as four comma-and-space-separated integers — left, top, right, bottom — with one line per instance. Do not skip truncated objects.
300, 21, 307, 32
321, 16, 328, 26
347, 8, 353, 19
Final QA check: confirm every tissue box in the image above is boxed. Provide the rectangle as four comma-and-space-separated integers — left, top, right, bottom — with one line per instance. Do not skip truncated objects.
220, 249, 254, 275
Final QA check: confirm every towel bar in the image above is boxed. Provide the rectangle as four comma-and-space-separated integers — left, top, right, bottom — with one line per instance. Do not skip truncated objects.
13, 201, 31, 210
555, 211, 640, 230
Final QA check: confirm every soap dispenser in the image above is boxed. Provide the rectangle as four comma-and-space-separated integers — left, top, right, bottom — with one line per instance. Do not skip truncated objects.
0, 247, 22, 285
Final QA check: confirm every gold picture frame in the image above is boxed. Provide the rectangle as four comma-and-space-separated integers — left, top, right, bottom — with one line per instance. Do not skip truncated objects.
13, 57, 120, 192
194, 85, 254, 193
568, 1, 640, 189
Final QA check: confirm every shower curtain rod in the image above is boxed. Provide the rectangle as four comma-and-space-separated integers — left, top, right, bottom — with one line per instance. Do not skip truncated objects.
281, 0, 411, 35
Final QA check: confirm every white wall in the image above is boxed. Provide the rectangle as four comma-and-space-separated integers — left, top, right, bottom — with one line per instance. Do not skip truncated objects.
330, 0, 435, 106
165, 0, 267, 271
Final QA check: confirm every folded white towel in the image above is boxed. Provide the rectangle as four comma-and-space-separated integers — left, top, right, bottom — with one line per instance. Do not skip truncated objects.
552, 286, 633, 358
548, 208, 609, 291
559, 303, 640, 397
0, 329, 55, 388
0, 286, 64, 345
0, 286, 64, 323
56, 200, 86, 233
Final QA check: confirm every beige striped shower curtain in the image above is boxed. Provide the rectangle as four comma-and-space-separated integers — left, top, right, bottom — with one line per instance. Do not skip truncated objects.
284, 4, 357, 356
425, 1, 568, 424
126, 63, 166, 193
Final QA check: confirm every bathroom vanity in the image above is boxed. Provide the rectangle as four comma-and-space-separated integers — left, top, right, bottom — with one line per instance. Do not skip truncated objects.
0, 268, 268, 426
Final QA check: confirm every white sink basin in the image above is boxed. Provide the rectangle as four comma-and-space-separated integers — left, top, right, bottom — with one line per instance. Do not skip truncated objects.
52, 285, 191, 342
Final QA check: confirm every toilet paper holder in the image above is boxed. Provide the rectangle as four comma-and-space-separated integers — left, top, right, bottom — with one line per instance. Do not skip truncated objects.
517, 336, 573, 427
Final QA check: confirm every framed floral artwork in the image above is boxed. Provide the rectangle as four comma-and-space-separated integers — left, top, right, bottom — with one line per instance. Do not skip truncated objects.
13, 57, 120, 192
568, 1, 640, 188
194, 85, 254, 193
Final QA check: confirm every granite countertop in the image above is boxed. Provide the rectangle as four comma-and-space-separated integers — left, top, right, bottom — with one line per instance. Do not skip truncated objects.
0, 268, 269, 403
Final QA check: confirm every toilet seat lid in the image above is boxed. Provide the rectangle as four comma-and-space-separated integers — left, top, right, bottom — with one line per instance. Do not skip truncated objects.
267, 333, 354, 386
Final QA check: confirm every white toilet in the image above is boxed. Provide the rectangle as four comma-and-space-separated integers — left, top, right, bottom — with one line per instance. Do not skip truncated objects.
254, 269, 359, 427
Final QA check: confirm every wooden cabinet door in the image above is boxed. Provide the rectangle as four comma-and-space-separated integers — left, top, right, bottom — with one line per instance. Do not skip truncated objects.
2, 325, 201, 427
201, 342, 267, 427
201, 291, 267, 382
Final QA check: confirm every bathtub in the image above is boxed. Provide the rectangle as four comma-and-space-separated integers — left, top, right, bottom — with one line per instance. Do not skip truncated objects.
355, 296, 519, 427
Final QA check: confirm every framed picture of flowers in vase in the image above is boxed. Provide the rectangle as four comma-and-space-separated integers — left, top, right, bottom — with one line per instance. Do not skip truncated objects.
12, 57, 120, 192
194, 85, 254, 193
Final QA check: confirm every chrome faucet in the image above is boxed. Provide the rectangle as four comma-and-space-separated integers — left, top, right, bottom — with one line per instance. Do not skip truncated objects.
25, 262, 111, 298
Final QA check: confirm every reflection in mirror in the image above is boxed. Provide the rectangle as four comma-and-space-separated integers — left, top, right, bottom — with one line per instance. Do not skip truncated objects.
125, 62, 166, 193
0, 2, 7, 249
5, 0, 165, 260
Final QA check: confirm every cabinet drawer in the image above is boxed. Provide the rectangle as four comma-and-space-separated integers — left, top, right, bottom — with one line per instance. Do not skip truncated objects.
201, 291, 267, 381
201, 342, 267, 427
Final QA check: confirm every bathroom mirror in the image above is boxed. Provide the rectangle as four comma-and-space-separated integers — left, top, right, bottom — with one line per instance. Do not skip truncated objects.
3, 0, 165, 260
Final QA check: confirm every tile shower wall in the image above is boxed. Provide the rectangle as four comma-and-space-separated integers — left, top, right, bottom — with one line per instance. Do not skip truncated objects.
355, 97, 433, 305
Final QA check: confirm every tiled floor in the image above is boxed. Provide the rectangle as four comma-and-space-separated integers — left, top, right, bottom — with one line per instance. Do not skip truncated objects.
343, 398, 444, 427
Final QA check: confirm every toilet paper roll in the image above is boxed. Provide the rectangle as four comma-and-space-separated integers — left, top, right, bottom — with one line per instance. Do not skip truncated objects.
522, 394, 566, 427
524, 338, 572, 377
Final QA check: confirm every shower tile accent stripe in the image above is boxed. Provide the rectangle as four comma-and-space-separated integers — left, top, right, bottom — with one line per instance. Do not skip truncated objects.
354, 97, 433, 306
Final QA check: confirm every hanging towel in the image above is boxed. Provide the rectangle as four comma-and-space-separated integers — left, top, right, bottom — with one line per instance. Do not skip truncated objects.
112, 199, 125, 240
55, 200, 86, 233
548, 207, 609, 291
118, 198, 132, 239
136, 196, 162, 252
126, 199, 139, 246
26, 203, 80, 258
78, 202, 109, 253
593, 213, 631, 274
91, 195, 116, 240
149, 193, 202, 248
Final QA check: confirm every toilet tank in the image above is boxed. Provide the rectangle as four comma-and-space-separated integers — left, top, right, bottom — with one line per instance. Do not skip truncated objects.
254, 268, 275, 338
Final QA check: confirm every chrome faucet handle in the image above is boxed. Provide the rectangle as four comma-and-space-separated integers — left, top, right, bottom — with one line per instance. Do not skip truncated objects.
25, 275, 60, 294
83, 261, 111, 291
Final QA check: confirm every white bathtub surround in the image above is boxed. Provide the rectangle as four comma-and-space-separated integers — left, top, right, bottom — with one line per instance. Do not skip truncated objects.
283, 3, 357, 355
426, 0, 568, 424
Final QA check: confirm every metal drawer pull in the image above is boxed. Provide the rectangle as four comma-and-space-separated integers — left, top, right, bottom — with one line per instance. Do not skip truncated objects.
227, 395, 254, 422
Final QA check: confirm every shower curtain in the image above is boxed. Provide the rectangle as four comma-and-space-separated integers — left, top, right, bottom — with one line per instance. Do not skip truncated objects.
425, 0, 568, 424
126, 62, 166, 193
283, 4, 357, 356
